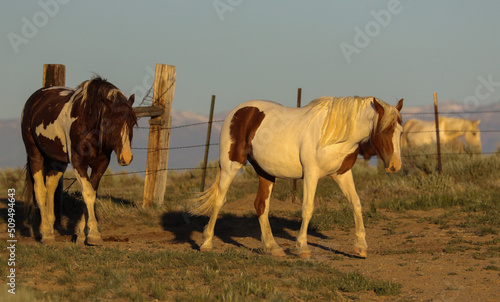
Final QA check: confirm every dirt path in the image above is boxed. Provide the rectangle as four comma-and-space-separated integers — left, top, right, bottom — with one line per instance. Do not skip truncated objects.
3, 194, 499, 301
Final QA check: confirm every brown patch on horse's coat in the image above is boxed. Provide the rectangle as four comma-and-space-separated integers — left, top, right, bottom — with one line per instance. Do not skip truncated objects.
228, 106, 265, 164
336, 147, 359, 175
22, 88, 72, 165
32, 88, 69, 128
254, 176, 275, 217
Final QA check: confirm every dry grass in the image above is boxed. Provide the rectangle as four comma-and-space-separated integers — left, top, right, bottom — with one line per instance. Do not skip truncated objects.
1, 149, 499, 301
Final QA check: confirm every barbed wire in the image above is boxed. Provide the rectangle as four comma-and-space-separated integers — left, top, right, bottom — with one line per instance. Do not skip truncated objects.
60, 107, 499, 192
401, 110, 500, 115
137, 79, 176, 108
401, 151, 498, 158
138, 83, 154, 107
404, 129, 499, 134
132, 143, 220, 152
135, 120, 224, 131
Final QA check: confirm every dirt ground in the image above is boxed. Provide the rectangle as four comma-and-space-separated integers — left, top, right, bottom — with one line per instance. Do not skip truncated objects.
3, 194, 500, 301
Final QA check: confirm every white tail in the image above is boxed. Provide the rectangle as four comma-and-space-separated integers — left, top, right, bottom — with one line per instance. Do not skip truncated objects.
190, 168, 221, 216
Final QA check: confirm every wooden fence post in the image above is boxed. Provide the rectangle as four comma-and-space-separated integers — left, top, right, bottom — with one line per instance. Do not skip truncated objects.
433, 92, 442, 174
200, 95, 216, 191
43, 64, 65, 87
42, 64, 66, 228
292, 88, 302, 200
143, 64, 176, 207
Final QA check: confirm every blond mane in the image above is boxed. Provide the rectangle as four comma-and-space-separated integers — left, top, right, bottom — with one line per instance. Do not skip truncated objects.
305, 96, 400, 147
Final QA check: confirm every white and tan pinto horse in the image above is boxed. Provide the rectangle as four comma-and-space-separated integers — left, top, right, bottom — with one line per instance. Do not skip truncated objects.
192, 96, 403, 258
402, 117, 481, 152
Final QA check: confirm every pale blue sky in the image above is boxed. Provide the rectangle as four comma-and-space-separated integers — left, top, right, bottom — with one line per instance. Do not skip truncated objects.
1, 0, 500, 120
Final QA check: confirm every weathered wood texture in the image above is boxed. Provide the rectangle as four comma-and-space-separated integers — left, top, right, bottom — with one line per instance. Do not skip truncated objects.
143, 64, 176, 207
43, 64, 65, 87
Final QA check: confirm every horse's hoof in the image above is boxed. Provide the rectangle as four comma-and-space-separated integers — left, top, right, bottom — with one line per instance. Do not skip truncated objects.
75, 236, 86, 245
86, 235, 104, 246
299, 251, 311, 259
354, 248, 367, 258
199, 243, 212, 252
41, 236, 56, 245
271, 248, 286, 257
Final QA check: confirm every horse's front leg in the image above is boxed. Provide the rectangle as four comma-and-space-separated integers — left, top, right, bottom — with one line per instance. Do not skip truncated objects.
331, 170, 367, 258
296, 174, 319, 258
73, 160, 107, 246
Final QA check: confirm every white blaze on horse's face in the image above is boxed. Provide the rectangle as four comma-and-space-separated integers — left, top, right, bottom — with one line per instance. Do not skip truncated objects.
371, 98, 404, 173
118, 123, 133, 166
389, 122, 403, 172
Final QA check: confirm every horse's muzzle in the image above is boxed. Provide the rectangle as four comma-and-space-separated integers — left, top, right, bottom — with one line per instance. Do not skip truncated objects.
385, 159, 401, 173
118, 154, 133, 166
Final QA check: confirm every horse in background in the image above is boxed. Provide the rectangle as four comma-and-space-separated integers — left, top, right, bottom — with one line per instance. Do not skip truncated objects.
402, 117, 481, 152
21, 76, 137, 245
192, 96, 403, 258
359, 116, 482, 161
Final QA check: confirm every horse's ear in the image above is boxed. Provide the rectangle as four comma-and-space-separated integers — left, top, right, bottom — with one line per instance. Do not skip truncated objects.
396, 98, 404, 111
373, 98, 384, 116
128, 94, 135, 106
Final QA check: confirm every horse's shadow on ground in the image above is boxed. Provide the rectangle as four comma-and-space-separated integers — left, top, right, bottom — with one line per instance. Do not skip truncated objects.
1, 196, 355, 257
161, 211, 355, 257
0, 197, 33, 237
0, 191, 130, 242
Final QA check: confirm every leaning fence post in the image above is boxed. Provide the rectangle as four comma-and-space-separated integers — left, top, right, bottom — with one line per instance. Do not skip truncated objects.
143, 64, 176, 207
200, 95, 216, 191
433, 92, 442, 174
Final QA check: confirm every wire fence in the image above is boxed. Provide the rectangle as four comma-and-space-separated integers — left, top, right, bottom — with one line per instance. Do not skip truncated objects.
117, 107, 500, 172
402, 110, 500, 115
62, 105, 500, 192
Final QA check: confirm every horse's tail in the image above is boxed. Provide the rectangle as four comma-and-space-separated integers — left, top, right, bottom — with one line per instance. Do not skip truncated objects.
22, 159, 36, 220
190, 168, 221, 216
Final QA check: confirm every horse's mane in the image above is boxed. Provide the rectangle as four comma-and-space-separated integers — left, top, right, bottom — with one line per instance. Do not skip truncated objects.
72, 76, 120, 131
305, 96, 400, 147
71, 76, 137, 148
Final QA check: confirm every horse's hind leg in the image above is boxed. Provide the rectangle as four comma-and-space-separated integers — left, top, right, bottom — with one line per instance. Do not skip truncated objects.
27, 152, 55, 244
44, 169, 64, 236
44, 161, 67, 234
32, 168, 54, 243
254, 175, 285, 256
200, 161, 242, 252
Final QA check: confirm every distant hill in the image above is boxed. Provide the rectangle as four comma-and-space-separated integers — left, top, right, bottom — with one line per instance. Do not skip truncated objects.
1, 101, 499, 172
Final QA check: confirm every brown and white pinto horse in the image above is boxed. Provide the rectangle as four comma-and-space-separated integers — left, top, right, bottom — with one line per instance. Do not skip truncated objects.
192, 96, 403, 258
21, 76, 137, 245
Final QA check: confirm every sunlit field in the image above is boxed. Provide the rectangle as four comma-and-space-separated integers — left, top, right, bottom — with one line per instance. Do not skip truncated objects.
1, 146, 499, 301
